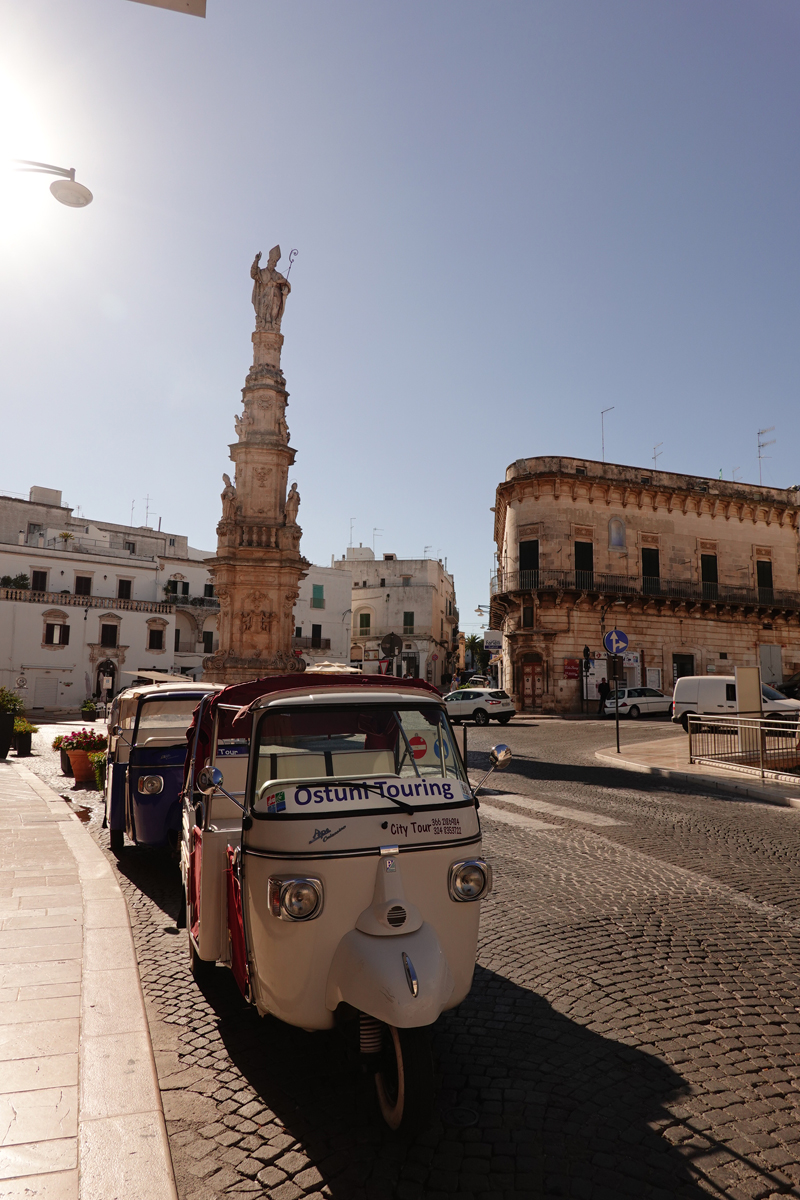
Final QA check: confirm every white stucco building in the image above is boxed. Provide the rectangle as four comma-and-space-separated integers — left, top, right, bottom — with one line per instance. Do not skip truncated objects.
0, 486, 217, 710
292, 564, 353, 667
332, 546, 459, 688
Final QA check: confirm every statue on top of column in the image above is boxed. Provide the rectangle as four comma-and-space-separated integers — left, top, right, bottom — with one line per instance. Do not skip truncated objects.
250, 246, 291, 332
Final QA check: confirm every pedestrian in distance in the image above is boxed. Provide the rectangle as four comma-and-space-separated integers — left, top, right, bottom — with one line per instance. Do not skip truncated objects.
597, 677, 611, 715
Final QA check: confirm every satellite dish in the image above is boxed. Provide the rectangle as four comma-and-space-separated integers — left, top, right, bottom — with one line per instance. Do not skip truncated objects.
50, 179, 93, 208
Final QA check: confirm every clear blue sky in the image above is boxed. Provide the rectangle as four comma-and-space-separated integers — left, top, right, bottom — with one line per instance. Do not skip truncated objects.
1, 1, 798, 633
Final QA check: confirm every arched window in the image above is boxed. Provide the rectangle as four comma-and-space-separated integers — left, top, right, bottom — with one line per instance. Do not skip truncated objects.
608, 518, 626, 549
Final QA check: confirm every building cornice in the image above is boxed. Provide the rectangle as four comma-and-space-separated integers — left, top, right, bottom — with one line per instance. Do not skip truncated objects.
494, 467, 799, 550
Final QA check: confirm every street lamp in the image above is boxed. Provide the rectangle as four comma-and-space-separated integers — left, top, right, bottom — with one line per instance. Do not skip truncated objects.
14, 160, 93, 208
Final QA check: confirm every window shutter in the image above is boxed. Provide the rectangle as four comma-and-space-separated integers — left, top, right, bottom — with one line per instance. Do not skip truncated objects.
61, 624, 70, 646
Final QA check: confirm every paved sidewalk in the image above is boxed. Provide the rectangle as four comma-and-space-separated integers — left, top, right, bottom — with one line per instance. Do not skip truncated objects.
0, 759, 177, 1200
597, 732, 800, 808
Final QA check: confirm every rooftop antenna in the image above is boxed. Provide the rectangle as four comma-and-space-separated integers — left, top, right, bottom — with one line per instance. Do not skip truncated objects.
144, 494, 151, 526
758, 427, 776, 486
652, 442, 663, 470
423, 545, 432, 559
130, 499, 135, 526
732, 466, 742, 482
372, 527, 383, 554
601, 407, 614, 463
349, 517, 356, 547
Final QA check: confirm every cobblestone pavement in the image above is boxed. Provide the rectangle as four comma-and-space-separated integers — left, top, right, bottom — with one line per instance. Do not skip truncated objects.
18, 716, 800, 1200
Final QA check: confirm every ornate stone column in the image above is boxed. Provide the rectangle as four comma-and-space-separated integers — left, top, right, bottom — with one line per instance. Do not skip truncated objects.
202, 247, 308, 683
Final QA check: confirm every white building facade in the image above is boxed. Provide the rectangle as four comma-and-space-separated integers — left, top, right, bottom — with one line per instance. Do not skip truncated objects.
332, 546, 458, 688
0, 487, 217, 710
292, 564, 353, 667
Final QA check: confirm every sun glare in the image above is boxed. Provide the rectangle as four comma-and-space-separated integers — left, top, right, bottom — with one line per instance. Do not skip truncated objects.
0, 70, 51, 244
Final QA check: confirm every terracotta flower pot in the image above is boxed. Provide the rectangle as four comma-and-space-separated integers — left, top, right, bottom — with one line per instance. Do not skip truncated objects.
67, 749, 96, 785
60, 748, 74, 776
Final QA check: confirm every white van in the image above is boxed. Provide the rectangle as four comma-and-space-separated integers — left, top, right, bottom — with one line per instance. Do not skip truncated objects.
671, 675, 800, 730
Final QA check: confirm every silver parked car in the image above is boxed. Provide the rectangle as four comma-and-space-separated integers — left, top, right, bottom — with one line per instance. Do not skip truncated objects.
443, 688, 516, 726
603, 686, 671, 719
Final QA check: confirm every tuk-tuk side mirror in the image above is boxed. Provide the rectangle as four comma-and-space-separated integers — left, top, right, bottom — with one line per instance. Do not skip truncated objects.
198, 766, 224, 794
490, 744, 512, 770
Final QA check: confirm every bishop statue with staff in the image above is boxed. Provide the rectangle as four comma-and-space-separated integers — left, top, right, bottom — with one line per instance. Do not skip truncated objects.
250, 246, 291, 332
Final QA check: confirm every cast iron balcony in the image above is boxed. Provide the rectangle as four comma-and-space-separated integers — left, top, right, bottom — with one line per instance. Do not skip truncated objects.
490, 569, 797, 611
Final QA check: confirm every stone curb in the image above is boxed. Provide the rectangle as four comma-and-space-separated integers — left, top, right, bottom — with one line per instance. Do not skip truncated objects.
11, 762, 178, 1200
593, 747, 800, 809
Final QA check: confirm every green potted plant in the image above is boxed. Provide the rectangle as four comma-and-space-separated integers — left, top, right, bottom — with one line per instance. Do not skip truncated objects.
63, 728, 108, 786
80, 699, 97, 723
13, 718, 38, 758
88, 750, 107, 792
0, 687, 24, 760
52, 734, 73, 776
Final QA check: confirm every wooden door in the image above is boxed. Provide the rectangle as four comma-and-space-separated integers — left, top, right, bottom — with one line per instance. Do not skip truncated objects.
522, 663, 542, 710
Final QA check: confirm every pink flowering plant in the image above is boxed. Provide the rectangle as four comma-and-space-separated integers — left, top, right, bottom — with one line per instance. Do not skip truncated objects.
62, 728, 107, 753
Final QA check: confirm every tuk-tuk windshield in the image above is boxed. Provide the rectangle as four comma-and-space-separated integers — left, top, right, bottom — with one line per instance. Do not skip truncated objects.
254, 703, 467, 797
134, 696, 201, 748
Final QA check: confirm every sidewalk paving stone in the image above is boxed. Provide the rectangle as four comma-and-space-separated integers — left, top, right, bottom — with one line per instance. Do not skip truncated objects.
0, 760, 177, 1200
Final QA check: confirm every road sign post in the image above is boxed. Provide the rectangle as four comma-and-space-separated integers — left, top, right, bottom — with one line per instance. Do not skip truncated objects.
603, 631, 628, 754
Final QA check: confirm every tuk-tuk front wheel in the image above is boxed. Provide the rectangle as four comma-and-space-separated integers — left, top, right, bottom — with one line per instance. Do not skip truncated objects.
109, 829, 124, 857
374, 1025, 434, 1134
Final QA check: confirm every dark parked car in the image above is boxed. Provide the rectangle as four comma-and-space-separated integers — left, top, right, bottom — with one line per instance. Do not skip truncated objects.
777, 672, 800, 701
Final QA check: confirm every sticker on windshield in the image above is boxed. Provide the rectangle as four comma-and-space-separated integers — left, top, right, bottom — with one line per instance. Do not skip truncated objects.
255, 778, 466, 814
262, 790, 286, 813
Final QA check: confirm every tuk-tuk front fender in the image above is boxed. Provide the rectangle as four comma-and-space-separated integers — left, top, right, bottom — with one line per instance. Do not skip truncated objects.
325, 922, 455, 1028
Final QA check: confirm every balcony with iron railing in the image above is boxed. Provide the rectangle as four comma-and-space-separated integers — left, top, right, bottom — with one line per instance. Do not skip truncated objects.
490, 569, 800, 611
351, 625, 441, 642
169, 593, 220, 609
292, 636, 332, 651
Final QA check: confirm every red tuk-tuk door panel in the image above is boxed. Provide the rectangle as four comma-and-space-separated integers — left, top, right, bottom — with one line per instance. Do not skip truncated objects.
226, 846, 249, 998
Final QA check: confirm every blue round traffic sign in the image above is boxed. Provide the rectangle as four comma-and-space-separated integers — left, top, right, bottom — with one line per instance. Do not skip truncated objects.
603, 629, 628, 655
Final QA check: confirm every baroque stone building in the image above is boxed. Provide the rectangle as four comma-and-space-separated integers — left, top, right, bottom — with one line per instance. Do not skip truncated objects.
203, 248, 308, 684
490, 457, 800, 713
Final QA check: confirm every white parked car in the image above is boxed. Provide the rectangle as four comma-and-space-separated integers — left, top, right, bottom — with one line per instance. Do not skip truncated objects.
603, 687, 672, 719
671, 675, 800, 731
443, 688, 516, 726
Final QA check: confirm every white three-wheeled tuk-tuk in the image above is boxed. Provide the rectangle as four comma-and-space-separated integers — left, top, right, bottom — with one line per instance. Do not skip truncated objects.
180, 674, 509, 1132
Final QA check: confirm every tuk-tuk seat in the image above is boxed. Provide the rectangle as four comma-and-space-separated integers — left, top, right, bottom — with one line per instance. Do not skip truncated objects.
139, 734, 193, 748
255, 748, 395, 790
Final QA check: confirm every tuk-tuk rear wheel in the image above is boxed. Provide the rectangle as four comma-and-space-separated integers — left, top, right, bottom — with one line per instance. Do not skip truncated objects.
375, 1025, 434, 1134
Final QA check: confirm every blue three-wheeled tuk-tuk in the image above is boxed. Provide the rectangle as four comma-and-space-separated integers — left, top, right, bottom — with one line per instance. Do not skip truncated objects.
105, 680, 220, 855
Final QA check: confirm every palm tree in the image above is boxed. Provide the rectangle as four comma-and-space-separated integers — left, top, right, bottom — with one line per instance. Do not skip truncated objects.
465, 634, 482, 670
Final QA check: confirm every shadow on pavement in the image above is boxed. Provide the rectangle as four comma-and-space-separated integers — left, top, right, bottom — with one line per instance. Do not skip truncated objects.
470, 747, 750, 804
111, 840, 182, 921
195, 962, 709, 1198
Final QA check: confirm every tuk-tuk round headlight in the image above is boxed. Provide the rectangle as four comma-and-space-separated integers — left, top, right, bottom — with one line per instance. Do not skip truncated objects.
448, 859, 492, 902
138, 775, 164, 795
268, 876, 323, 921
